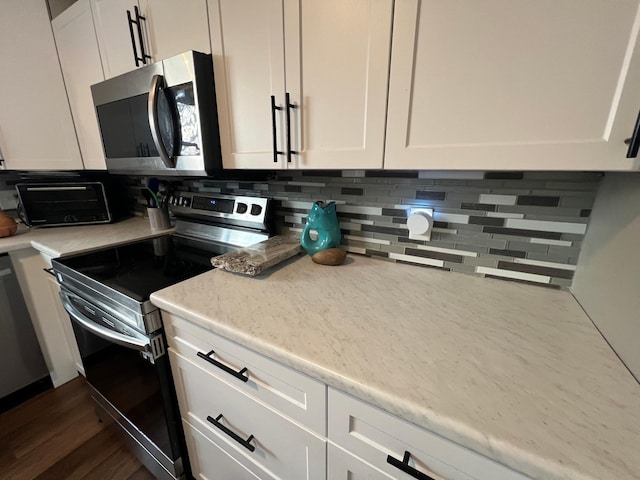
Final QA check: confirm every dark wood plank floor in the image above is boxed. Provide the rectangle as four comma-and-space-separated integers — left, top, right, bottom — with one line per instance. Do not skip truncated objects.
0, 377, 156, 480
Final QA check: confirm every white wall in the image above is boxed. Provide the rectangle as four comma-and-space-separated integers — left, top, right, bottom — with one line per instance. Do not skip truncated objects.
572, 173, 640, 381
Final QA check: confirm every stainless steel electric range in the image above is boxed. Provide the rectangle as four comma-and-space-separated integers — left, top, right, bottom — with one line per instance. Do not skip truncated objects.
51, 193, 271, 480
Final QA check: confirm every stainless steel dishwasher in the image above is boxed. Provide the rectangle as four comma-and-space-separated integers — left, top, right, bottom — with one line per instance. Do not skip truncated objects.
0, 253, 50, 410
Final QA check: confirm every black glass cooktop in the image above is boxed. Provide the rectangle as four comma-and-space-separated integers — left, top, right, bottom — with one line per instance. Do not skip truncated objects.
56, 235, 222, 302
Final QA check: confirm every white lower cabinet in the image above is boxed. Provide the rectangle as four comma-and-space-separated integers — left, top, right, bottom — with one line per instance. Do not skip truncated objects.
328, 443, 395, 480
170, 350, 326, 479
164, 312, 327, 479
8, 249, 79, 387
328, 388, 530, 480
165, 312, 531, 480
43, 270, 84, 376
182, 419, 273, 480
164, 312, 325, 433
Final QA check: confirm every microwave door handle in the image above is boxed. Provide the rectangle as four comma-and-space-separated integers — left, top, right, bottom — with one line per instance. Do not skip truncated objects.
59, 290, 149, 352
148, 74, 175, 169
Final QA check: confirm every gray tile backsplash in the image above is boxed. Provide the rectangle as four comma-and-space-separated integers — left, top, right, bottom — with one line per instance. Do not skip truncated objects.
127, 170, 602, 289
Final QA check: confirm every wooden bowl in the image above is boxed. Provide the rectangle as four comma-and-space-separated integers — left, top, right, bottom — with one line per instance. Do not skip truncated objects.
311, 248, 347, 266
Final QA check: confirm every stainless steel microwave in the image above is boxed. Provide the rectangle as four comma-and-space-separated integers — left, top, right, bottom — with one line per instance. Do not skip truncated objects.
91, 51, 222, 176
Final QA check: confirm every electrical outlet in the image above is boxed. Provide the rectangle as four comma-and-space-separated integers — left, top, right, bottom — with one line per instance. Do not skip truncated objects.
0, 190, 18, 210
407, 208, 434, 241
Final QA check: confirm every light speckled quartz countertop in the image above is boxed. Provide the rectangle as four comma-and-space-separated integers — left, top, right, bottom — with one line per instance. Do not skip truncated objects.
151, 254, 640, 480
0, 216, 172, 257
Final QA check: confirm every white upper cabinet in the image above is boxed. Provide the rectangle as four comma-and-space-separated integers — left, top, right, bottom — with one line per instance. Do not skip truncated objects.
90, 0, 141, 79
209, 0, 287, 169
0, 0, 83, 170
385, 0, 640, 171
210, 0, 393, 170
284, 0, 393, 169
139, 0, 211, 60
92, 0, 211, 80
52, 0, 107, 170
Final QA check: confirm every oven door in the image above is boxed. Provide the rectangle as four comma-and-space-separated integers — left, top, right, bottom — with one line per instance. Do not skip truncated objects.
59, 286, 185, 479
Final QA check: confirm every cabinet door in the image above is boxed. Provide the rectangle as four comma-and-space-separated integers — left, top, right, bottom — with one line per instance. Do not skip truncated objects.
284, 0, 393, 169
52, 0, 107, 170
44, 273, 84, 376
328, 443, 395, 480
329, 388, 529, 480
0, 133, 6, 170
385, 0, 640, 171
8, 249, 78, 388
170, 350, 326, 479
0, 0, 83, 170
139, 0, 211, 60
164, 312, 326, 434
183, 420, 274, 480
91, 0, 140, 78
209, 0, 287, 169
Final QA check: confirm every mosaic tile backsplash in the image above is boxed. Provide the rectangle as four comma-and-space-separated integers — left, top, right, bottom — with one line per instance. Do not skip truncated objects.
128, 170, 602, 290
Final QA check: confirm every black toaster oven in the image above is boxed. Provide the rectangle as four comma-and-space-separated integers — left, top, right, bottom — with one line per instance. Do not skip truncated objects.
16, 182, 114, 227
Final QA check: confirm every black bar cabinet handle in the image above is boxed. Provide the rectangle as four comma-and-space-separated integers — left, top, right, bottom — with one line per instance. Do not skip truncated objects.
134, 6, 152, 65
206, 414, 255, 452
43, 267, 56, 277
271, 96, 284, 163
387, 451, 436, 480
625, 109, 640, 158
197, 350, 249, 382
285, 92, 298, 163
126, 9, 141, 67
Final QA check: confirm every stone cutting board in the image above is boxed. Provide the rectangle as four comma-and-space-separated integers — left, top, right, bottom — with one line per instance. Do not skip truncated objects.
211, 235, 303, 276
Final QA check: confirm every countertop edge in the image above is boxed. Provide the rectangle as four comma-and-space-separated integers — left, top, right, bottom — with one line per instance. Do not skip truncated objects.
0, 218, 173, 258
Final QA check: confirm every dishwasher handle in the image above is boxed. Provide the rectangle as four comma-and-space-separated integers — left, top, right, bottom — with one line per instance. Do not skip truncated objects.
59, 290, 150, 352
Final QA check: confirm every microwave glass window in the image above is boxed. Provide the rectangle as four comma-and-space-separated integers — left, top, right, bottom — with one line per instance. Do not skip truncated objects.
130, 94, 160, 158
169, 84, 201, 156
95, 83, 201, 161
157, 89, 179, 157
96, 93, 158, 159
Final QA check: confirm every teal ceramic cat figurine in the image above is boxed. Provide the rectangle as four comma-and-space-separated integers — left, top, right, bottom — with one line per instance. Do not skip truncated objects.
301, 201, 341, 255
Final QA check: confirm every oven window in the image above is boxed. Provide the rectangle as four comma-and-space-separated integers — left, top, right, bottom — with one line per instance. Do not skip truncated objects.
71, 322, 179, 460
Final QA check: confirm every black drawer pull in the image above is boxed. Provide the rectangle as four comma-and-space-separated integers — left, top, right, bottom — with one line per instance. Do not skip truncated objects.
271, 96, 284, 163
387, 451, 436, 480
207, 414, 255, 452
197, 350, 249, 382
626, 108, 640, 158
285, 92, 298, 163
127, 6, 151, 67
43, 267, 56, 277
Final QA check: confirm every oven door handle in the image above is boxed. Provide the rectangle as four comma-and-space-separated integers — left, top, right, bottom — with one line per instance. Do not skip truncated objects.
59, 291, 150, 352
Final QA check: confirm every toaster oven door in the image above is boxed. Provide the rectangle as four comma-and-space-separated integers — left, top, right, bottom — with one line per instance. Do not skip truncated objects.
16, 183, 111, 227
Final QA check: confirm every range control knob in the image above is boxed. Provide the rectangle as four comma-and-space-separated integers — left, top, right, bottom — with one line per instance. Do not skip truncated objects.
236, 202, 248, 214
250, 204, 263, 216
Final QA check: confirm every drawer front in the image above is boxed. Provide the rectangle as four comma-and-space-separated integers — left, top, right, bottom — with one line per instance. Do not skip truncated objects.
328, 442, 394, 480
163, 311, 326, 434
171, 350, 327, 480
183, 418, 273, 480
328, 388, 530, 480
